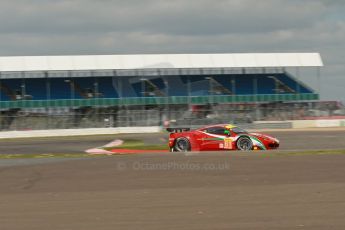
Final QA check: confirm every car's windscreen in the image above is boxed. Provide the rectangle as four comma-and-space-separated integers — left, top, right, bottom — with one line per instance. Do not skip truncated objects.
232, 127, 248, 134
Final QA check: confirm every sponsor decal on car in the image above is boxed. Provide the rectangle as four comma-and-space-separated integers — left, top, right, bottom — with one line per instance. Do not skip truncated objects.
224, 138, 233, 149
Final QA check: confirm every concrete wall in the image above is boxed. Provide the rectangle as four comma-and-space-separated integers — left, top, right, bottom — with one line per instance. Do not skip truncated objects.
290, 119, 345, 128
0, 127, 161, 139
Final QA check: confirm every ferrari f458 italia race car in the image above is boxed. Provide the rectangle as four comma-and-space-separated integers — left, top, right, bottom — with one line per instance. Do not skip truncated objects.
167, 124, 279, 152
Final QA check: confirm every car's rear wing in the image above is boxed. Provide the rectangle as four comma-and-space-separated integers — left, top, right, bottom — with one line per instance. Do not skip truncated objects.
166, 128, 190, 133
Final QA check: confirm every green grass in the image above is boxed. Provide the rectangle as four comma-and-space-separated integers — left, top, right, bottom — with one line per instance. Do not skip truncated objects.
261, 149, 345, 157
2, 149, 345, 159
102, 139, 168, 150
0, 139, 168, 159
107, 145, 168, 150
0, 153, 105, 159
1, 150, 345, 159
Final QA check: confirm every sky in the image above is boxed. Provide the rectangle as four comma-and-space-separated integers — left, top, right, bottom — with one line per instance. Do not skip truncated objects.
0, 0, 344, 101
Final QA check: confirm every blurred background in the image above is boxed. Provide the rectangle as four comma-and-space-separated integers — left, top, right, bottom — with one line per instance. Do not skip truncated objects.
1, 57, 344, 130
0, 0, 344, 131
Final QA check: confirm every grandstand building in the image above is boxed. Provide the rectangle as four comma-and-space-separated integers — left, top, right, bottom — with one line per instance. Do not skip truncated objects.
0, 53, 325, 130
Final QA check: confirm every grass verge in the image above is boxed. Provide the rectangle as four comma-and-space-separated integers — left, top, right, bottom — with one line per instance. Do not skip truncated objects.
0, 153, 106, 159
2, 150, 345, 159
261, 149, 345, 157
103, 139, 168, 150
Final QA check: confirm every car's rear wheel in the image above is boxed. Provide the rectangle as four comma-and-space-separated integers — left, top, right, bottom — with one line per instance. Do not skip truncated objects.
174, 137, 191, 152
236, 136, 253, 150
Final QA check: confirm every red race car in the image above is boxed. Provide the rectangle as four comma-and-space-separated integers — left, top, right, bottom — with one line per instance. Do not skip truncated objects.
167, 124, 279, 152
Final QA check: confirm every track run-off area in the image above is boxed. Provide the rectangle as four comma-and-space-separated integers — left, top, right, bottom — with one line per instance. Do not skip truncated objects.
0, 128, 345, 229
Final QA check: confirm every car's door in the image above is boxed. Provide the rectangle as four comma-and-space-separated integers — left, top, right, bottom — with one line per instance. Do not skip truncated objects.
199, 126, 230, 151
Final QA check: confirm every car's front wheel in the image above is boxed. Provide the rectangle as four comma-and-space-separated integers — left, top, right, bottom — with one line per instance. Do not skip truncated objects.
173, 137, 191, 152
236, 136, 253, 150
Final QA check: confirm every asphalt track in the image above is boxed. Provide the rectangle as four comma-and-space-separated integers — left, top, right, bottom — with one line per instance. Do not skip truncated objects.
0, 128, 345, 229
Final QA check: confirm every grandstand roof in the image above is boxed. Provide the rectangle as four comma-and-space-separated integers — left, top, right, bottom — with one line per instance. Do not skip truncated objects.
0, 53, 322, 72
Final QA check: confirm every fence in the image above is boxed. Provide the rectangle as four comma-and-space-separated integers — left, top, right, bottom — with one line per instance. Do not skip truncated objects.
1, 101, 344, 131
